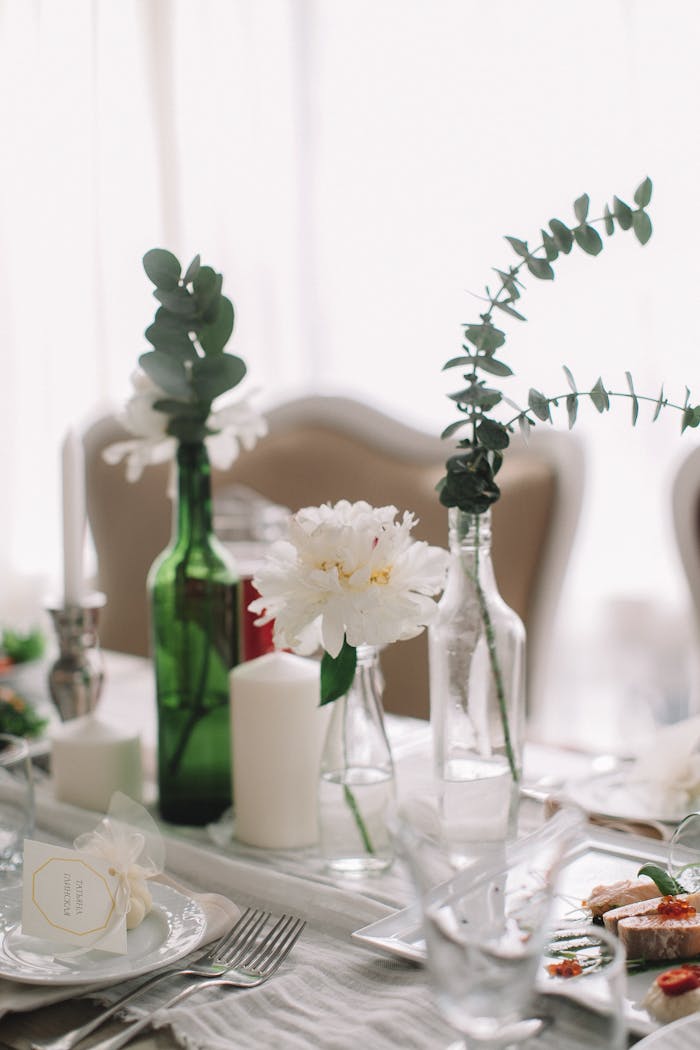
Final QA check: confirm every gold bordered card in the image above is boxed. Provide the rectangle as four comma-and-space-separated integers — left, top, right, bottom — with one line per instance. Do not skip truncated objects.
21, 839, 128, 954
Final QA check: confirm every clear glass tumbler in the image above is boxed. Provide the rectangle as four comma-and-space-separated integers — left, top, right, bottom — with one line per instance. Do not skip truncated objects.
0, 734, 34, 885
395, 806, 585, 1048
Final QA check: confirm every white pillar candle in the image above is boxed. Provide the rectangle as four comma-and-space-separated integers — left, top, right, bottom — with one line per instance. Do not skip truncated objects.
231, 651, 329, 849
51, 715, 143, 813
61, 428, 86, 607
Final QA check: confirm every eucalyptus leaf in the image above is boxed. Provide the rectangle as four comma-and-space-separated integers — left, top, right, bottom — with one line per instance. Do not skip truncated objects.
603, 204, 614, 236
634, 177, 653, 208
441, 419, 469, 439
320, 640, 357, 705
199, 296, 235, 355
541, 230, 559, 262
526, 256, 554, 280
443, 355, 474, 371
143, 248, 181, 291
193, 266, 223, 319
626, 371, 639, 425
139, 350, 191, 400
154, 286, 198, 318
183, 254, 201, 285
152, 399, 203, 418
494, 301, 527, 321
145, 309, 196, 359
563, 365, 577, 392
505, 236, 529, 258
573, 224, 603, 256
589, 377, 610, 413
613, 197, 633, 230
566, 393, 578, 429
190, 352, 247, 404
682, 405, 700, 432
476, 418, 509, 450
464, 322, 506, 353
548, 219, 573, 253
528, 389, 551, 422
473, 357, 513, 377
573, 193, 590, 223
633, 210, 653, 245
653, 385, 666, 421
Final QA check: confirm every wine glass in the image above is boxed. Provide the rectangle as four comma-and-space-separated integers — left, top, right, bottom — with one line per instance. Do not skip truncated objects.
669, 810, 700, 890
393, 806, 585, 1048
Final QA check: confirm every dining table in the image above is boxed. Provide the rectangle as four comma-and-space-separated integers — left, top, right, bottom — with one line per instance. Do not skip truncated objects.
0, 651, 673, 1050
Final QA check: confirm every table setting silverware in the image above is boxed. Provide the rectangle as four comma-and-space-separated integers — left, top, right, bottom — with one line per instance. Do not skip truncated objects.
86, 912, 306, 1050
29, 908, 304, 1050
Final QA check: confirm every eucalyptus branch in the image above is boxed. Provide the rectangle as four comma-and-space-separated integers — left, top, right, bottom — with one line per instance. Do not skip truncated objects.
504, 376, 700, 437
438, 177, 660, 517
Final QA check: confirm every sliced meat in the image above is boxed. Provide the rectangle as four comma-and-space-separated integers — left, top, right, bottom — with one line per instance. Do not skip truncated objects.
618, 912, 700, 962
584, 878, 663, 918
603, 893, 700, 935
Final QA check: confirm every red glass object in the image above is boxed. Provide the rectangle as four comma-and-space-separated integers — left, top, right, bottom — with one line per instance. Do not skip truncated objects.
241, 577, 275, 661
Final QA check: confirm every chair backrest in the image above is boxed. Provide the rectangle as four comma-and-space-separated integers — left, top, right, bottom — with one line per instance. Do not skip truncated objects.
84, 396, 584, 720
672, 444, 700, 632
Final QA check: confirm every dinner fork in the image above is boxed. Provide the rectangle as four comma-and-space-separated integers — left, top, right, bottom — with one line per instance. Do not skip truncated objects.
30, 907, 272, 1050
88, 913, 306, 1050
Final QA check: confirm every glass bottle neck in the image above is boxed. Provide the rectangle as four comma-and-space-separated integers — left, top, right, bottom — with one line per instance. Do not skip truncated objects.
447, 508, 498, 588
448, 508, 493, 551
173, 441, 214, 546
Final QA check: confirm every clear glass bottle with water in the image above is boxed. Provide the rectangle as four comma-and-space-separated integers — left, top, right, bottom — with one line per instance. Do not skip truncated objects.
318, 645, 395, 875
429, 508, 525, 863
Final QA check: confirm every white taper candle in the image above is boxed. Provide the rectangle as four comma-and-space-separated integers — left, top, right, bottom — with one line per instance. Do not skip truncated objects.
61, 428, 85, 606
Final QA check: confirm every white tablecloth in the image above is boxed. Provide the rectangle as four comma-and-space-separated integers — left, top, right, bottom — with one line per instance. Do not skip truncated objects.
0, 653, 640, 1049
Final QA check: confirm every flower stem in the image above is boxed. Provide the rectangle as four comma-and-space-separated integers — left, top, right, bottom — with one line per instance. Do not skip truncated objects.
343, 783, 374, 854
468, 515, 520, 783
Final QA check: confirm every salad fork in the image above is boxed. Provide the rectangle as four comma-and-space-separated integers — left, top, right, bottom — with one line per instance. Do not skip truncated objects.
30, 906, 271, 1050
88, 913, 306, 1050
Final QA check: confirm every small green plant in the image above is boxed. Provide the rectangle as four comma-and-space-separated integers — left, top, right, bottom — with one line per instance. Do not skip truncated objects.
438, 177, 700, 515
139, 249, 247, 444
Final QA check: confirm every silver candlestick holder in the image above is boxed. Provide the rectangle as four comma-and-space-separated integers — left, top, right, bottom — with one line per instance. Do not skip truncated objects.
46, 593, 106, 720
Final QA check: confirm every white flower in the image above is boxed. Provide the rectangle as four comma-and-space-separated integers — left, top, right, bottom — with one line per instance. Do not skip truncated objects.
250, 500, 448, 657
103, 369, 267, 482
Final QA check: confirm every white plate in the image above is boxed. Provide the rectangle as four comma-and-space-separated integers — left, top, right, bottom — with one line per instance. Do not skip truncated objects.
634, 1013, 700, 1048
0, 882, 207, 985
353, 828, 682, 1038
566, 770, 697, 826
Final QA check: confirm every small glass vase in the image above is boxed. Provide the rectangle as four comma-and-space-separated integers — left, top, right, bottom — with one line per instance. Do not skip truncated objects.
318, 644, 396, 875
148, 440, 240, 826
428, 508, 525, 865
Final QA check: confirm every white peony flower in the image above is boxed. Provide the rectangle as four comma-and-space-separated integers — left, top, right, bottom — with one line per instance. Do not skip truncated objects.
250, 500, 449, 657
103, 369, 267, 483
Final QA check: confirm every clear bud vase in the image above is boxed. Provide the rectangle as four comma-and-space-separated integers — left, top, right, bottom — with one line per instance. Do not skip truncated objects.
318, 645, 396, 875
429, 508, 525, 866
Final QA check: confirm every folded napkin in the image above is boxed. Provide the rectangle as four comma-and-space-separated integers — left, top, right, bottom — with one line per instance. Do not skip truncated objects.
625, 715, 700, 818
0, 874, 240, 1020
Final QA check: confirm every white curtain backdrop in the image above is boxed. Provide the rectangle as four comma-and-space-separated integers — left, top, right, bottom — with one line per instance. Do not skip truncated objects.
1, 0, 699, 743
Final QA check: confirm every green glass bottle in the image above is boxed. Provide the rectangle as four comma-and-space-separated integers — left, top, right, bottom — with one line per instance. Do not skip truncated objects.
148, 440, 240, 825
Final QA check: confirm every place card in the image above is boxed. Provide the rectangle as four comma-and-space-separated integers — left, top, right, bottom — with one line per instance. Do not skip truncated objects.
21, 839, 127, 954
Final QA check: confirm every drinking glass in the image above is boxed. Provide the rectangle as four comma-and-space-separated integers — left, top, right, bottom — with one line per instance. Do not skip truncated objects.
534, 922, 627, 1049
394, 806, 585, 1048
0, 733, 34, 885
669, 810, 700, 890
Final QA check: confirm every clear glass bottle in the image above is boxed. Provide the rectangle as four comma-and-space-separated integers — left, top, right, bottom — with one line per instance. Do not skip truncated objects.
148, 441, 240, 825
318, 645, 395, 875
429, 508, 525, 864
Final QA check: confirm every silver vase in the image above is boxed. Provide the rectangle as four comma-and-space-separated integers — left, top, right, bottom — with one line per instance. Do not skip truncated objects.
47, 594, 106, 720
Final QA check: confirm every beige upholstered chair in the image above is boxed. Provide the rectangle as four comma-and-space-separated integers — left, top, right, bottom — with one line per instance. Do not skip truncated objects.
84, 396, 584, 721
673, 444, 700, 631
